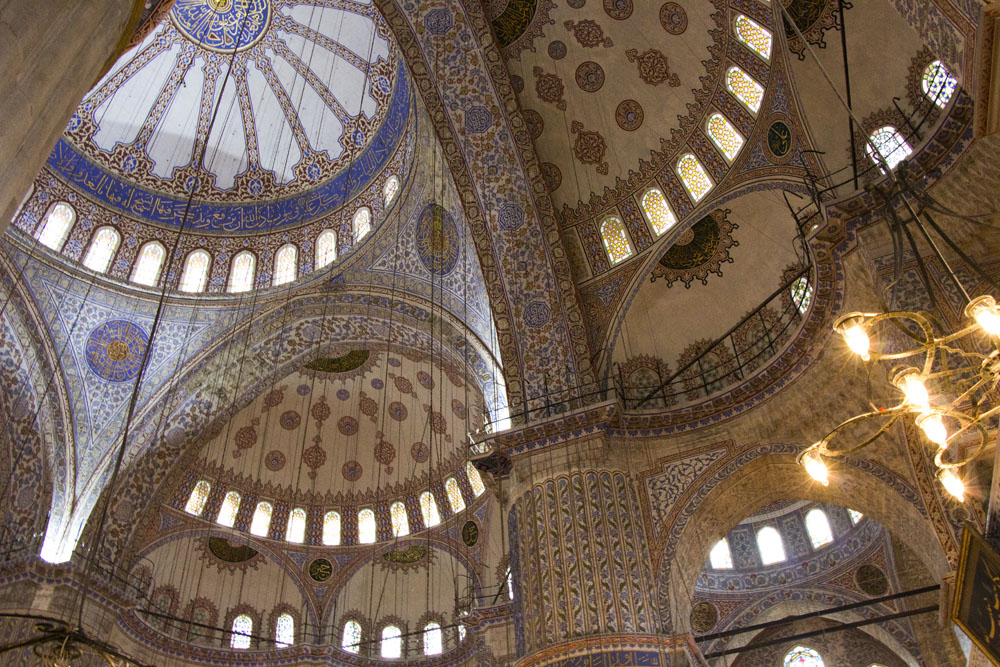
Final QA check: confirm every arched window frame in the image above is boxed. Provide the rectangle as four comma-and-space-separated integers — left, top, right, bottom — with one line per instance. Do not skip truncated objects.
249, 501, 273, 537
381, 624, 403, 659
353, 207, 372, 242
358, 508, 377, 544
131, 241, 166, 286
179, 249, 211, 293
599, 216, 634, 265
341, 619, 363, 654
757, 525, 787, 565
286, 507, 306, 543
640, 188, 677, 237
420, 491, 441, 528
423, 622, 442, 655
272, 243, 298, 287
467, 461, 486, 497
783, 645, 825, 667
275, 612, 294, 648
866, 126, 912, 173
709, 538, 734, 569
921, 60, 958, 109
676, 154, 714, 203
185, 480, 211, 515
228, 250, 256, 293
316, 229, 338, 269
384, 175, 400, 206
230, 614, 253, 650
323, 510, 342, 546
82, 226, 121, 274
791, 276, 813, 314
390, 501, 410, 537
725, 66, 764, 114
37, 202, 76, 251
445, 477, 466, 513
804, 508, 834, 549
734, 14, 772, 61
706, 112, 745, 162
217, 490, 241, 528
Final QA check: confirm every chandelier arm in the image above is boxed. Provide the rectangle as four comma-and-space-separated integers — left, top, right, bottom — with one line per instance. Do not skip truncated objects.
815, 409, 907, 457
0, 633, 57, 655
936, 422, 988, 469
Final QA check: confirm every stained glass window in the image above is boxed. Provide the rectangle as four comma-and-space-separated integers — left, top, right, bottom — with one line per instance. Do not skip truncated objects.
180, 250, 211, 292
384, 175, 400, 206
423, 622, 442, 655
391, 501, 410, 537
231, 614, 252, 650
849, 509, 864, 525
323, 510, 342, 546
709, 538, 734, 569
131, 242, 166, 286
600, 216, 633, 265
446, 477, 466, 513
922, 60, 958, 108
677, 154, 713, 202
791, 276, 813, 314
866, 126, 912, 173
82, 226, 120, 273
420, 491, 441, 528
467, 461, 486, 497
228, 251, 255, 293
342, 620, 362, 654
783, 645, 825, 667
358, 508, 377, 544
640, 189, 676, 236
354, 207, 372, 241
272, 244, 297, 286
707, 113, 744, 161
286, 507, 306, 543
217, 490, 241, 528
805, 508, 833, 549
249, 501, 272, 537
735, 15, 772, 60
275, 613, 294, 648
316, 229, 338, 269
185, 480, 211, 515
381, 625, 402, 659
38, 202, 75, 250
726, 66, 764, 114
757, 525, 786, 565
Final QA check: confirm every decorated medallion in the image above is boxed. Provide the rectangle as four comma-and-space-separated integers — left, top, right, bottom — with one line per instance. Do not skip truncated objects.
690, 601, 718, 632
85, 320, 150, 382
855, 563, 889, 596
170, 0, 272, 53
383, 545, 428, 565
462, 520, 480, 547
304, 349, 371, 374
651, 210, 738, 288
309, 557, 334, 582
767, 120, 793, 159
415, 204, 460, 276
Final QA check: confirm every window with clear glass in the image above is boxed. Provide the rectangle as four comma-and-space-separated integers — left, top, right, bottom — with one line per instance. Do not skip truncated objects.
358, 508, 377, 544
231, 614, 253, 649
354, 207, 372, 241
849, 509, 864, 525
757, 525, 786, 565
131, 241, 166, 286
709, 538, 734, 569
390, 501, 410, 537
783, 645, 825, 667
791, 276, 813, 314
640, 189, 677, 236
179, 250, 211, 293
506, 567, 514, 600
342, 620, 362, 654
735, 14, 772, 60
228, 251, 256, 292
677, 154, 713, 202
707, 113, 744, 161
82, 226, 120, 273
323, 510, 342, 546
866, 126, 912, 173
445, 477, 466, 513
249, 501, 272, 537
286, 507, 306, 543
272, 244, 297, 286
381, 625, 402, 659
275, 613, 294, 648
384, 175, 400, 206
804, 508, 834, 549
37, 202, 75, 251
420, 491, 441, 527
467, 461, 486, 497
600, 216, 633, 265
185, 480, 211, 515
922, 60, 958, 108
316, 229, 337, 269
217, 490, 241, 528
726, 66, 764, 114
423, 622, 442, 655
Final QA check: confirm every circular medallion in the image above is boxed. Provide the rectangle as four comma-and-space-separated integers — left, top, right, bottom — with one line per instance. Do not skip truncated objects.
170, 0, 271, 53
523, 109, 544, 140
547, 40, 567, 60
462, 521, 480, 547
524, 301, 552, 328
452, 398, 467, 419
389, 401, 408, 421
659, 2, 688, 35
342, 460, 363, 481
615, 99, 644, 131
417, 370, 435, 390
415, 204, 460, 275
296, 383, 311, 396
767, 120, 794, 159
308, 557, 333, 582
264, 450, 286, 471
85, 320, 150, 382
690, 602, 718, 632
336, 388, 350, 401
604, 0, 633, 20
279, 410, 301, 430
856, 564, 889, 596
576, 61, 605, 92
338, 416, 359, 436
659, 217, 721, 270
411, 441, 429, 463
541, 163, 562, 191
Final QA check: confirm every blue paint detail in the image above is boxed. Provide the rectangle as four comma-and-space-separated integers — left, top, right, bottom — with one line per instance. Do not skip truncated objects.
85, 320, 150, 382
46, 61, 411, 232
170, 0, 271, 53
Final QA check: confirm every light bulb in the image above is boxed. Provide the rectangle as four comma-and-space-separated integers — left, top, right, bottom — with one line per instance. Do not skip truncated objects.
801, 449, 829, 486
939, 469, 965, 501
916, 412, 948, 446
893, 368, 930, 410
843, 324, 871, 360
967, 295, 1000, 335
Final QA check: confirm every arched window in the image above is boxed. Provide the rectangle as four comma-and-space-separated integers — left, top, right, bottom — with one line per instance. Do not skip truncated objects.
179, 249, 211, 293
275, 613, 294, 648
641, 188, 677, 237
286, 507, 306, 543
230, 614, 253, 650
323, 510, 341, 546
599, 216, 633, 265
228, 250, 256, 292
791, 276, 813, 314
726, 66, 764, 114
423, 622, 442, 655
706, 113, 744, 161
185, 480, 211, 515
757, 525, 786, 565
458, 611, 468, 641
677, 154, 713, 202
849, 508, 864, 525
735, 14, 772, 60
131, 241, 166, 286
445, 477, 466, 513
804, 508, 834, 548
316, 229, 338, 269
353, 207, 372, 241
506, 566, 514, 600
384, 175, 400, 206
272, 244, 297, 286
82, 226, 120, 273
784, 645, 825, 667
390, 501, 410, 537
381, 625, 402, 659
709, 538, 734, 569
420, 491, 441, 528
922, 60, 958, 108
37, 202, 75, 250
217, 491, 241, 528
342, 620, 362, 654
467, 461, 486, 497
358, 508, 377, 544
249, 501, 272, 537
866, 126, 912, 173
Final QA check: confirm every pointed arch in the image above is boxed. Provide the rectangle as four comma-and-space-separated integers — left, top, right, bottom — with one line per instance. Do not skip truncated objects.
228, 250, 256, 292
323, 510, 342, 545
640, 189, 677, 237
286, 507, 306, 543
82, 226, 120, 273
358, 507, 377, 544
706, 113, 744, 161
37, 202, 75, 250
179, 249, 211, 292
390, 501, 410, 537
599, 216, 633, 265
726, 66, 764, 114
420, 491, 441, 528
353, 207, 372, 241
273, 243, 298, 286
217, 490, 241, 528
316, 229, 338, 269
249, 501, 273, 537
676, 154, 713, 202
131, 241, 166, 286
185, 481, 210, 515
866, 126, 912, 172
735, 14, 772, 60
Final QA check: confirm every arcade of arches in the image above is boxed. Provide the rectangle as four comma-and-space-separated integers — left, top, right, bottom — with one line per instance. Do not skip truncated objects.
1, 0, 1000, 665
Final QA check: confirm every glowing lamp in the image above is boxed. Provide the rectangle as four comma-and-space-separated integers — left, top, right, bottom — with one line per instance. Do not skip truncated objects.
916, 412, 948, 446
801, 449, 830, 486
938, 469, 965, 501
966, 295, 1000, 335
893, 368, 930, 410
835, 314, 871, 361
